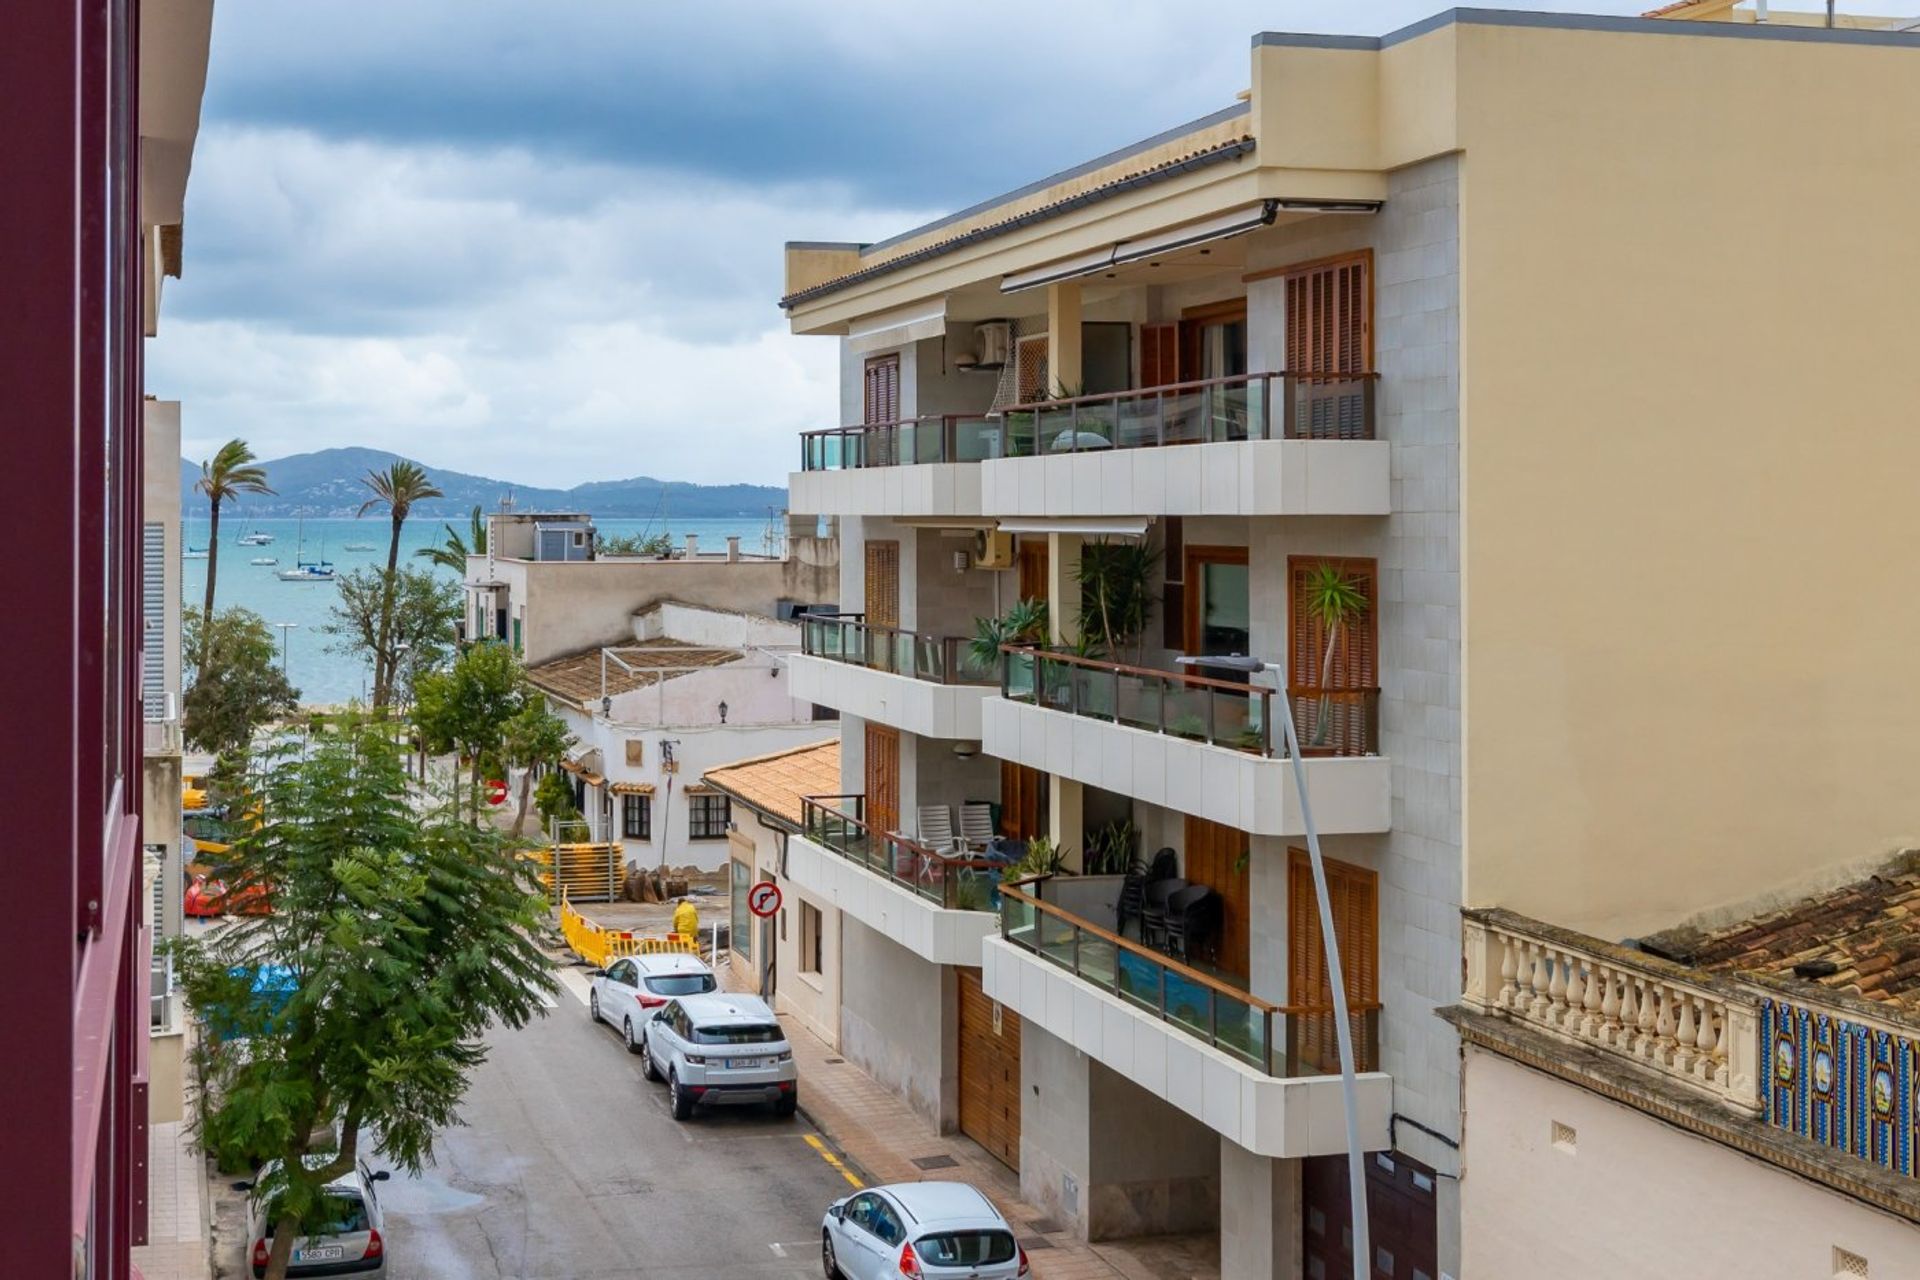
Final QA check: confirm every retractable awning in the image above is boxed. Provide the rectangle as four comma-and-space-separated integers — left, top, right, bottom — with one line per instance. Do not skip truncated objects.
846, 301, 947, 354
994, 517, 1151, 538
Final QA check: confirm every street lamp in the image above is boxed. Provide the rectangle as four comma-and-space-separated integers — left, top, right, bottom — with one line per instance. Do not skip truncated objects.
274, 621, 298, 675
1177, 652, 1370, 1279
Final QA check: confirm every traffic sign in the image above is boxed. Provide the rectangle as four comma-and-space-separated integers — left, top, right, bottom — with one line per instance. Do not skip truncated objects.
486, 778, 509, 806
747, 881, 782, 919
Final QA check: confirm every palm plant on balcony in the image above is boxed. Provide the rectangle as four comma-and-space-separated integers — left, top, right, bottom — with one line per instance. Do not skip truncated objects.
1300, 562, 1370, 748
967, 596, 1048, 678
1074, 538, 1159, 664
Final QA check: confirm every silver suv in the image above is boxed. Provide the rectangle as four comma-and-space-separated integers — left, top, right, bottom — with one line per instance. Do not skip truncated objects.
241, 1157, 391, 1278
637, 992, 797, 1120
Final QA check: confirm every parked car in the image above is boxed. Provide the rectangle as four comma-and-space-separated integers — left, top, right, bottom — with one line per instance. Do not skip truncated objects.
822, 1181, 1029, 1280
240, 1157, 390, 1278
636, 992, 797, 1120
588, 953, 718, 1049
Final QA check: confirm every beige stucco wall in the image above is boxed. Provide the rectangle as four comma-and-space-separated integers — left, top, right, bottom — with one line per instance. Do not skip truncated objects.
1450, 22, 1920, 937
1462, 1047, 1920, 1279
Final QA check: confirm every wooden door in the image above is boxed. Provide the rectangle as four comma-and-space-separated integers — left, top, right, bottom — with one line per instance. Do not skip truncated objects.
864, 724, 900, 837
1287, 848, 1378, 1073
1303, 1150, 1438, 1280
1287, 556, 1378, 756
999, 762, 1046, 840
1283, 250, 1373, 373
1182, 817, 1250, 978
1140, 322, 1177, 389
864, 540, 900, 629
863, 353, 900, 424
958, 968, 1022, 1170
1015, 537, 1049, 606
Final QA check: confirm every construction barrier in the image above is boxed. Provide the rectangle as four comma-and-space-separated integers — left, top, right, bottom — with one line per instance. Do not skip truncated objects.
558, 888, 699, 969
523, 841, 624, 903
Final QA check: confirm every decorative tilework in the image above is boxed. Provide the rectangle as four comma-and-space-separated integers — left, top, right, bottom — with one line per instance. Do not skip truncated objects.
1763, 997, 1920, 1179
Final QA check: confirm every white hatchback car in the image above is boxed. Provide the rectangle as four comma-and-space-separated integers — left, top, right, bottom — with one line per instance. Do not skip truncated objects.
588, 953, 718, 1051
822, 1182, 1029, 1280
241, 1157, 391, 1278
637, 992, 798, 1120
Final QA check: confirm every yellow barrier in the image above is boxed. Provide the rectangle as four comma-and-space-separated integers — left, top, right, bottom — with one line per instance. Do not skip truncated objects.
558, 888, 699, 969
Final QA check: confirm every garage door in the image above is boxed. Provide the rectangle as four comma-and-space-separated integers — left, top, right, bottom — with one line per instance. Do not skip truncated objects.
957, 968, 1021, 1170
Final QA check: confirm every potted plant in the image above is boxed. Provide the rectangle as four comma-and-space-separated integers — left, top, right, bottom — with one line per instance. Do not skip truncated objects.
968, 597, 1049, 683
1298, 563, 1370, 750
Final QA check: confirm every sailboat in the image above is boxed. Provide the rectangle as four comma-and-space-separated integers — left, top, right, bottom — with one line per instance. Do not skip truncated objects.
277, 519, 337, 582
237, 525, 274, 546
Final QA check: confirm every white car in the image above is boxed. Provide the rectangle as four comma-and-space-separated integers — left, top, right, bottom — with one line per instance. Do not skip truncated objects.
822, 1182, 1029, 1280
241, 1157, 391, 1278
636, 992, 798, 1120
588, 953, 717, 1051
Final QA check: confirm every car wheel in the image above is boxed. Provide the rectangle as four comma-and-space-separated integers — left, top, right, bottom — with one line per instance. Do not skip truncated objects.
822, 1229, 842, 1279
639, 1033, 662, 1082
588, 990, 600, 1024
623, 1018, 642, 1055
775, 1088, 798, 1118
669, 1070, 694, 1121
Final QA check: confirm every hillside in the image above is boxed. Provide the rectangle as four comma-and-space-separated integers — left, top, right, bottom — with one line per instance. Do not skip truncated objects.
176, 447, 785, 519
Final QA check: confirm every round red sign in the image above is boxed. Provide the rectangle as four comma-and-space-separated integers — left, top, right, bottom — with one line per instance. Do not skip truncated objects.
747, 882, 782, 919
485, 779, 508, 806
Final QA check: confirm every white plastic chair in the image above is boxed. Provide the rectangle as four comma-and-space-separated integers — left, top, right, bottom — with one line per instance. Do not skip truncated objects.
959, 802, 996, 851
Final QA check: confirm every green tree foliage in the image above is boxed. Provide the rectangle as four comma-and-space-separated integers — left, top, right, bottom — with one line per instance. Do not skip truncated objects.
357, 462, 445, 707
321, 567, 460, 710
193, 440, 275, 659
175, 724, 553, 1280
412, 642, 526, 819
597, 530, 674, 558
414, 504, 488, 574
502, 699, 575, 837
184, 607, 299, 757
1074, 537, 1160, 661
533, 768, 581, 835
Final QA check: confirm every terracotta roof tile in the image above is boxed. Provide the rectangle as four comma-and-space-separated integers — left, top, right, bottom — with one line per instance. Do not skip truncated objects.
700, 739, 841, 832
526, 639, 742, 709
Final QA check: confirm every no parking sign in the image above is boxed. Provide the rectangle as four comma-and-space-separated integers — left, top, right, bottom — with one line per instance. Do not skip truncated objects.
747, 881, 782, 919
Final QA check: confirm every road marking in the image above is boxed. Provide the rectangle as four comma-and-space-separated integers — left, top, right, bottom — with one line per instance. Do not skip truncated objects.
803, 1133, 863, 1189
554, 966, 593, 1007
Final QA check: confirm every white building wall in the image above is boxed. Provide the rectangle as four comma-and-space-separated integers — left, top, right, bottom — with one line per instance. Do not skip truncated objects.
1462, 1047, 1920, 1280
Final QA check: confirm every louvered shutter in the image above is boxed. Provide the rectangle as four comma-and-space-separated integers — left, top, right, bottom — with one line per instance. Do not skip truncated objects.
1139, 323, 1178, 388
864, 541, 900, 629
1284, 253, 1371, 373
863, 354, 900, 424
864, 724, 901, 836
141, 522, 165, 709
1288, 558, 1377, 756
1288, 849, 1378, 1071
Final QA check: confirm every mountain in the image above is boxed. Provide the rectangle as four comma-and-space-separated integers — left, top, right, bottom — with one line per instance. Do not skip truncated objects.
176, 447, 786, 520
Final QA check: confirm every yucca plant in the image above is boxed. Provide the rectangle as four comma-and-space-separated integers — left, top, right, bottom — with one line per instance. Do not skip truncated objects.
1300, 562, 1370, 748
968, 597, 1049, 677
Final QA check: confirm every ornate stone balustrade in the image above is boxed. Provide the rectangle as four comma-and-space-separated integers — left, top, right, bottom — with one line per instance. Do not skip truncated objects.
1463, 908, 1763, 1116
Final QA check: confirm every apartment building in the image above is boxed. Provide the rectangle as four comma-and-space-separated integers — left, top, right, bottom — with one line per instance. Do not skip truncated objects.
776, 8, 1920, 1277
4, 0, 215, 1273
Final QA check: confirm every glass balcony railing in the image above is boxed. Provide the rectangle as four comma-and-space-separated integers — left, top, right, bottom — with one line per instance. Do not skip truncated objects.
801, 795, 1004, 912
799, 612, 995, 686
996, 371, 1377, 458
799, 415, 1003, 471
1001, 876, 1380, 1076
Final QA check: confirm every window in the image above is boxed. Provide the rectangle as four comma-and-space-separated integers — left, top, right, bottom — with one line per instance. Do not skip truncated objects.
919, 1232, 1016, 1266
644, 973, 716, 997
512, 617, 522, 653
1183, 545, 1251, 657
730, 858, 752, 963
691, 1022, 784, 1046
799, 903, 824, 976
689, 793, 730, 839
606, 960, 635, 986
622, 794, 651, 840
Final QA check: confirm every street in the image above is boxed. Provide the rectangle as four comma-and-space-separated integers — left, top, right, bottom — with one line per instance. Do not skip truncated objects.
372, 968, 853, 1279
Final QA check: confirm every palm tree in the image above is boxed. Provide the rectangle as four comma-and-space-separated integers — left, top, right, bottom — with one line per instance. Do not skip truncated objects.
1299, 562, 1370, 748
194, 440, 274, 661
415, 504, 487, 574
357, 460, 444, 708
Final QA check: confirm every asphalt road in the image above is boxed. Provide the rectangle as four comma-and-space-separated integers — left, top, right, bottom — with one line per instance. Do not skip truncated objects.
372, 967, 853, 1279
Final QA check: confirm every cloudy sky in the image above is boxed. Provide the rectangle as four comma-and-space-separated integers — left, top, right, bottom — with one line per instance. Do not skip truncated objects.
150, 0, 1793, 488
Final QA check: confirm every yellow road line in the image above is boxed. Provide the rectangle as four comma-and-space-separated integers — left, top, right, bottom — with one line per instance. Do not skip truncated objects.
803, 1133, 864, 1189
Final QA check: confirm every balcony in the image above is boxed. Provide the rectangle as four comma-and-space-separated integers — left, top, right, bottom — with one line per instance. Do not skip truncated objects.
789, 612, 996, 739
786, 795, 1003, 967
143, 692, 182, 755
985, 875, 1391, 1157
980, 373, 1390, 518
983, 647, 1391, 837
790, 415, 995, 517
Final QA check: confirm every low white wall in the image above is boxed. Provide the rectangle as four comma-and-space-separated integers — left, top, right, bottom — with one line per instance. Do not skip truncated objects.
1462, 1046, 1920, 1279
633, 601, 799, 649
839, 915, 954, 1130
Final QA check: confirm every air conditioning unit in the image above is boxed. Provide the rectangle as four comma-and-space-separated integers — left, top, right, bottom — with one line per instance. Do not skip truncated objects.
974, 321, 1012, 369
973, 529, 1015, 570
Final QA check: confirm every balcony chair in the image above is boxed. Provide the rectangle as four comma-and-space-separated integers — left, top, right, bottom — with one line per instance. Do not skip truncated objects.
1163, 885, 1222, 963
916, 805, 959, 855
1116, 847, 1179, 939
1140, 877, 1189, 950
958, 802, 996, 851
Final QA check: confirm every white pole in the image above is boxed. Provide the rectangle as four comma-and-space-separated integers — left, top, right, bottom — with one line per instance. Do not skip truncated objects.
1273, 668, 1371, 1280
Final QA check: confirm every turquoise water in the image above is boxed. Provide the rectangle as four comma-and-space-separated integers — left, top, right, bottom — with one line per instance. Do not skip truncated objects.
181, 515, 783, 705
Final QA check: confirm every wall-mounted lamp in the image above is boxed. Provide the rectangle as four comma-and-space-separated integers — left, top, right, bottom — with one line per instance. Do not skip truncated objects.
718, 700, 729, 724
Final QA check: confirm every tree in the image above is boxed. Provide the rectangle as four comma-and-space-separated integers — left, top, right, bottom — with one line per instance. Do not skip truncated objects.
193, 439, 275, 662
1298, 562, 1370, 747
1074, 537, 1160, 662
357, 461, 445, 708
175, 724, 552, 1280
597, 530, 673, 558
321, 567, 460, 711
534, 769, 581, 836
184, 607, 299, 757
502, 698, 574, 837
412, 642, 525, 820
415, 504, 488, 574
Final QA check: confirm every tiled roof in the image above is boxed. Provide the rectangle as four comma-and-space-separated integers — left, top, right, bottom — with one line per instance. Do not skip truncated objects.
526, 639, 742, 709
701, 739, 841, 832
1656, 852, 1920, 1012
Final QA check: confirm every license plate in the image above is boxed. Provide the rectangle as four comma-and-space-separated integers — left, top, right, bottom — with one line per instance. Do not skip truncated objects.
296, 1245, 345, 1262
725, 1057, 761, 1069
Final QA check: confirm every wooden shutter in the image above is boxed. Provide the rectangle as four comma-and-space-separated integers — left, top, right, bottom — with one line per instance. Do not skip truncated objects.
1016, 538, 1049, 606
1283, 251, 1372, 373
1287, 557, 1378, 689
864, 724, 901, 836
864, 540, 900, 629
999, 762, 1045, 839
863, 353, 900, 424
1183, 817, 1250, 978
1161, 517, 1186, 649
1140, 323, 1178, 389
141, 521, 165, 707
1288, 849, 1378, 1072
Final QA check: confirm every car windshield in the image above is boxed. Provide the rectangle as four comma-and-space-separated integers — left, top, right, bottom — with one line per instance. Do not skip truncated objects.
645, 974, 716, 996
692, 1022, 783, 1045
916, 1230, 1016, 1265
261, 1193, 368, 1237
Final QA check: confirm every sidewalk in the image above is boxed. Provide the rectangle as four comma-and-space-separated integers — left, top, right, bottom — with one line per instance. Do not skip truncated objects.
132, 1119, 212, 1280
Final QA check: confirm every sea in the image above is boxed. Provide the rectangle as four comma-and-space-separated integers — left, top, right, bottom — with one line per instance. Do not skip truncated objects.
181, 514, 785, 706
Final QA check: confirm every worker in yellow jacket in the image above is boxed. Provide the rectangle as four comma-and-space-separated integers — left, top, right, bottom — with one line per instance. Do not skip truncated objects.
672, 896, 699, 942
